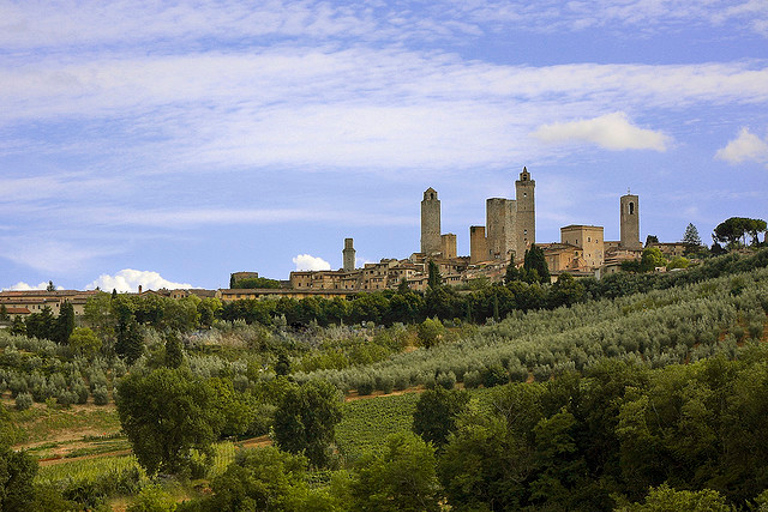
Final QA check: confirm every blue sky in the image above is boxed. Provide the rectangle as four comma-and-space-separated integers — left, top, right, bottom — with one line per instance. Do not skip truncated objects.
1, 0, 767, 292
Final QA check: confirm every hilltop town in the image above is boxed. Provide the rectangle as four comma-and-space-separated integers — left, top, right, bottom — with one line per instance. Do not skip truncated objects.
0, 167, 697, 321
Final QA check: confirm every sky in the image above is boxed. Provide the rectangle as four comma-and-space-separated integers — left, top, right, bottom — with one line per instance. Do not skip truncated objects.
1, 0, 767, 292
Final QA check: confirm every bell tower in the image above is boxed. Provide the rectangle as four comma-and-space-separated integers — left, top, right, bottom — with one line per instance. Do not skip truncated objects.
515, 167, 535, 259
620, 192, 641, 250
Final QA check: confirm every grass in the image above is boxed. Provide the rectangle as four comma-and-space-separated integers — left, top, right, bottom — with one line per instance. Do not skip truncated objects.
11, 403, 121, 445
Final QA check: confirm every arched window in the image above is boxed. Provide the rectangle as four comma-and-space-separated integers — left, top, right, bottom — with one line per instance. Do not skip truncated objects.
629, 202, 635, 215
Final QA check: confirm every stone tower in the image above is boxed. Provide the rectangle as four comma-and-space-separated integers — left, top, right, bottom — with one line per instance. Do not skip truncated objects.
620, 193, 641, 250
515, 167, 535, 260
486, 198, 516, 261
343, 238, 356, 272
421, 188, 442, 256
469, 226, 488, 264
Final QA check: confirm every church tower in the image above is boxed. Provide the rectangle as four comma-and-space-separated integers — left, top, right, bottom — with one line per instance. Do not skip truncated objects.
515, 167, 536, 259
620, 193, 641, 250
421, 188, 441, 256
343, 238, 356, 272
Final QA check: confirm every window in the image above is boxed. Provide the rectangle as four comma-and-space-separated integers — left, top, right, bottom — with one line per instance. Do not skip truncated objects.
629, 202, 635, 215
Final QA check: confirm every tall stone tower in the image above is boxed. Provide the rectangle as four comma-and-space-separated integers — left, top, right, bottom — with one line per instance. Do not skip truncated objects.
515, 167, 535, 259
469, 226, 488, 264
620, 193, 641, 250
343, 238, 356, 272
486, 198, 516, 261
421, 188, 442, 256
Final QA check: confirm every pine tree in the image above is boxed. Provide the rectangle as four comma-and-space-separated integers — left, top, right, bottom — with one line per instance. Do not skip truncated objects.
682, 223, 702, 253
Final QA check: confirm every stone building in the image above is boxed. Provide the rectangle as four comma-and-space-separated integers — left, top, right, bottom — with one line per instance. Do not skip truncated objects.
470, 167, 536, 264
343, 238, 356, 273
420, 188, 441, 257
560, 225, 605, 269
620, 193, 642, 250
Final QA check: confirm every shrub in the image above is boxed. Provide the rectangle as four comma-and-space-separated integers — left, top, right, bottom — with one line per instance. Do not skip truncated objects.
463, 370, 483, 389
436, 371, 456, 390
93, 386, 110, 406
15, 392, 33, 411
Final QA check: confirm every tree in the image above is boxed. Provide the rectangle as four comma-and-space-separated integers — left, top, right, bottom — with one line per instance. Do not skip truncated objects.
127, 484, 177, 512
616, 484, 733, 512
272, 380, 342, 468
712, 217, 766, 248
68, 327, 102, 359
53, 301, 75, 344
116, 368, 222, 475
164, 333, 184, 369
645, 235, 659, 247
682, 223, 702, 253
190, 447, 321, 512
0, 407, 38, 511
640, 247, 666, 272
0, 305, 8, 322
523, 244, 550, 284
417, 317, 444, 349
548, 272, 585, 308
351, 432, 441, 512
427, 260, 442, 290
412, 387, 470, 448
505, 259, 521, 284
116, 315, 144, 364
24, 306, 55, 340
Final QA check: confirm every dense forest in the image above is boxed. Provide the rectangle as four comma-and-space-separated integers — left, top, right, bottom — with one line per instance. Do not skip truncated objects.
0, 248, 766, 510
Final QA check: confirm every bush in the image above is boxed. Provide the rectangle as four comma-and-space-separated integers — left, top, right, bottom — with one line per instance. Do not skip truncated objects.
463, 370, 483, 389
15, 392, 33, 411
93, 386, 110, 406
436, 371, 456, 390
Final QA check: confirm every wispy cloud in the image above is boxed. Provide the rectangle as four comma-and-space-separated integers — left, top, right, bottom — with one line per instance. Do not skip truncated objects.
531, 112, 671, 151
716, 127, 768, 167
85, 269, 194, 293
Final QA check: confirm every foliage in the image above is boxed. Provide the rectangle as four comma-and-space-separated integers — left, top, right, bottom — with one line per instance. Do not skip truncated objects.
127, 484, 177, 512
186, 446, 330, 512
273, 379, 343, 468
116, 368, 222, 476
69, 327, 102, 359
417, 317, 443, 348
523, 244, 550, 284
350, 432, 441, 512
682, 223, 703, 254
412, 387, 470, 448
616, 484, 734, 512
231, 277, 282, 289
713, 217, 767, 247
640, 247, 667, 272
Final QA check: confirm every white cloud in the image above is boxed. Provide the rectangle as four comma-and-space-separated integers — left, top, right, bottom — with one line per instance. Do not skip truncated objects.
292, 254, 332, 271
531, 112, 672, 151
2, 281, 61, 291
85, 269, 194, 293
715, 127, 768, 166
